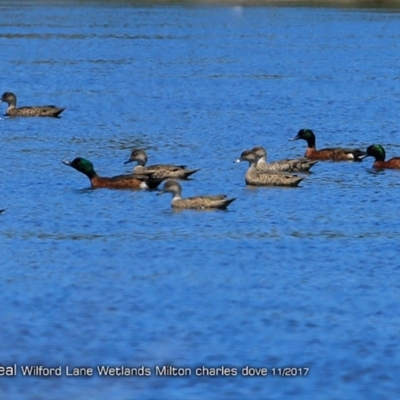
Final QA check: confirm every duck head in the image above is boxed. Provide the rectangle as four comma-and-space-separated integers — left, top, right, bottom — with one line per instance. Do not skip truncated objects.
124, 149, 148, 166
62, 157, 96, 178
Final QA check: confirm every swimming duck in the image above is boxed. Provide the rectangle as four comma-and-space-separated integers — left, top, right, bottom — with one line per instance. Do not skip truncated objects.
362, 144, 400, 169
1, 92, 65, 117
235, 150, 304, 187
62, 157, 164, 189
158, 180, 236, 210
252, 146, 318, 173
124, 149, 199, 179
291, 129, 365, 161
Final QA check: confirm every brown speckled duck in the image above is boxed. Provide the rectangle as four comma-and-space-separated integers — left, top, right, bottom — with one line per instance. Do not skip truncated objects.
252, 146, 318, 173
158, 180, 236, 210
1, 92, 65, 117
291, 129, 365, 161
124, 149, 199, 179
62, 157, 164, 189
362, 144, 400, 169
236, 150, 304, 187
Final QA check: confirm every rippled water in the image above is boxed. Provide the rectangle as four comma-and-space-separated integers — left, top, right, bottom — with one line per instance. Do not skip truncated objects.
1, 1, 400, 399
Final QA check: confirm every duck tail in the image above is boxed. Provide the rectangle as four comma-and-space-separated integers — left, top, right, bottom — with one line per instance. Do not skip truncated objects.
220, 198, 236, 209
183, 169, 200, 179
145, 175, 166, 189
53, 108, 66, 117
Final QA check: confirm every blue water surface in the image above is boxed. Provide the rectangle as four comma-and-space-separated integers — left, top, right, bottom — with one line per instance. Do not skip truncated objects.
0, 1, 399, 399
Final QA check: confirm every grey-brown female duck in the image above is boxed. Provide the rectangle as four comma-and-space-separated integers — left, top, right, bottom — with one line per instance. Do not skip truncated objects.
158, 180, 236, 210
1, 92, 65, 117
252, 146, 318, 173
124, 149, 199, 179
236, 150, 304, 187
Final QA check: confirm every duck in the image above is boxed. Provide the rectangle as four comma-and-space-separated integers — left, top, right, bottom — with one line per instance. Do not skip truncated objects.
62, 157, 165, 189
252, 146, 318, 173
362, 144, 400, 169
291, 129, 365, 161
158, 180, 236, 210
124, 149, 199, 179
235, 150, 304, 187
1, 92, 65, 117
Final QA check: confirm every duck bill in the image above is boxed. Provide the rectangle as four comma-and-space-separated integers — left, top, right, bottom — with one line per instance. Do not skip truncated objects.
124, 158, 134, 165
62, 160, 73, 166
234, 158, 242, 163
289, 134, 300, 141
156, 190, 165, 196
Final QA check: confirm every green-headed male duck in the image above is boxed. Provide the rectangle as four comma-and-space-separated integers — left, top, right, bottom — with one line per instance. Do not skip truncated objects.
291, 129, 365, 161
235, 150, 304, 187
62, 157, 165, 189
252, 146, 318, 173
363, 144, 400, 169
1, 92, 65, 117
158, 180, 236, 210
124, 149, 199, 179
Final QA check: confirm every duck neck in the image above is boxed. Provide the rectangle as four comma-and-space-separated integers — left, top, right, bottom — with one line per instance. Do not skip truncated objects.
305, 136, 316, 149
374, 153, 385, 162
83, 169, 98, 181
257, 156, 266, 165
172, 193, 182, 201
7, 96, 17, 108
248, 160, 258, 169
170, 186, 183, 201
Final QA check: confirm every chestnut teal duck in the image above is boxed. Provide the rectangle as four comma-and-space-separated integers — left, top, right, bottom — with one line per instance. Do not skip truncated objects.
362, 144, 400, 169
62, 157, 165, 189
291, 129, 365, 161
1, 92, 65, 117
158, 180, 236, 210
